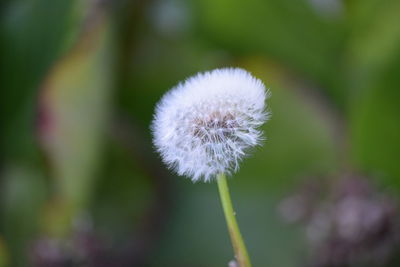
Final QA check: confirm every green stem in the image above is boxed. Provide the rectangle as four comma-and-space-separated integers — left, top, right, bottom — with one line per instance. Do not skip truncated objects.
217, 173, 252, 267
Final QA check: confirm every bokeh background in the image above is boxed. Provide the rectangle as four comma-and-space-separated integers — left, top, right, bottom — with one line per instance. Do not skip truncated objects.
1, 0, 400, 266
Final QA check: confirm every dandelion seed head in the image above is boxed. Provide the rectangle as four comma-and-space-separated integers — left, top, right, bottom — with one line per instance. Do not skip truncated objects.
151, 68, 270, 182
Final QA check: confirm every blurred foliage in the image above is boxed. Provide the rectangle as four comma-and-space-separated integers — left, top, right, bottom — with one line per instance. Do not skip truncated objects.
0, 0, 399, 266
38, 4, 113, 231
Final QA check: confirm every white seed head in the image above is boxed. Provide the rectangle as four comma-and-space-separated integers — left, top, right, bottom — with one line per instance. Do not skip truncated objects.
151, 68, 270, 182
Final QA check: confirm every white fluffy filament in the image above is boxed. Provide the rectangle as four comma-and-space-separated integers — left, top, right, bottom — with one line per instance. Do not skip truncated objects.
151, 68, 270, 182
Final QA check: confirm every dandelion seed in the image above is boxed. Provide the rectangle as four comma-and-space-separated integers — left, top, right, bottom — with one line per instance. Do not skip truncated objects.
151, 68, 270, 182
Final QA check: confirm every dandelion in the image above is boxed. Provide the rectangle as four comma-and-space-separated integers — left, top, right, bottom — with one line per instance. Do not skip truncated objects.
151, 68, 270, 267
152, 68, 269, 182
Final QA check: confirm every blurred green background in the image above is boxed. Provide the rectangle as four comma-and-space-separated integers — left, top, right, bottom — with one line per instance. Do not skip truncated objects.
1, 0, 400, 266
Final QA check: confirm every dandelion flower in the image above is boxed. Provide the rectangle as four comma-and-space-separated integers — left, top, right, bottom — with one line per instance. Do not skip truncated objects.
151, 67, 270, 267
151, 68, 270, 182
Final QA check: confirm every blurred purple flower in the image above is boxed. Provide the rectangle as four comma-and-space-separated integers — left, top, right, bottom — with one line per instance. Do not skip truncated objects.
279, 174, 400, 267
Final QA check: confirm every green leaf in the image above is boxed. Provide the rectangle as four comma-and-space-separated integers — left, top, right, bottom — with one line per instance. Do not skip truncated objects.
38, 12, 114, 217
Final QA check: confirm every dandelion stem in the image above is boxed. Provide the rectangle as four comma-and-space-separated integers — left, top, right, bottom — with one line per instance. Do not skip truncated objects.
217, 173, 252, 267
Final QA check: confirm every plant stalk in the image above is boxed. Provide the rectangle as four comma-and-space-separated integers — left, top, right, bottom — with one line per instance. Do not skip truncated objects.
217, 173, 252, 267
